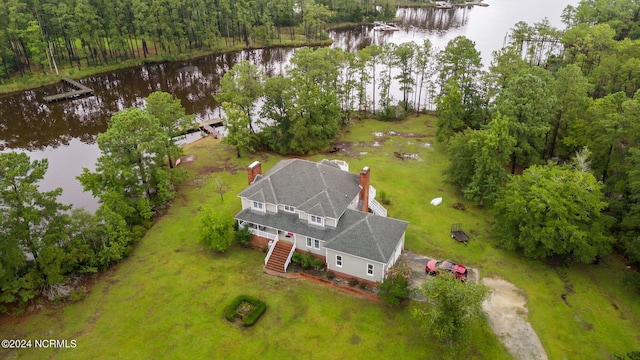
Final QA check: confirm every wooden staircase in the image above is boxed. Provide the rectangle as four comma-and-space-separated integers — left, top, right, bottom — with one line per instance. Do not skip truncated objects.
265, 241, 294, 273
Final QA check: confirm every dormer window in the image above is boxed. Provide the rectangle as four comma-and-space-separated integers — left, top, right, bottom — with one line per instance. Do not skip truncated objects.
252, 201, 265, 212
283, 205, 295, 213
309, 215, 324, 226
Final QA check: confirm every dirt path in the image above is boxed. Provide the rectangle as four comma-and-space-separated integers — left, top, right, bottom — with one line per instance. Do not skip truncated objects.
481, 277, 548, 360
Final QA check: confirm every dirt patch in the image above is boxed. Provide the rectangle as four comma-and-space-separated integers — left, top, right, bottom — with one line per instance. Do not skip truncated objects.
393, 151, 421, 161
328, 141, 356, 156
180, 154, 197, 163
482, 277, 548, 360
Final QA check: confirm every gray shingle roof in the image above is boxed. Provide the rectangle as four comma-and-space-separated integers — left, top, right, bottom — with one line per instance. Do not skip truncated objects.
235, 208, 408, 263
238, 159, 361, 218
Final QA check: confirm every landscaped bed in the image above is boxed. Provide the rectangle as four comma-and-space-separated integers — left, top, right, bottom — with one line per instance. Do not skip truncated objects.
224, 295, 266, 327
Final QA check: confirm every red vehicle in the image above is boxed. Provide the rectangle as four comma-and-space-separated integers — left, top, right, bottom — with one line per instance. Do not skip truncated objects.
426, 259, 468, 280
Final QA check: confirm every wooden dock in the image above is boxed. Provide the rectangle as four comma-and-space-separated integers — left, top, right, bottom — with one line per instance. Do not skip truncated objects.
43, 78, 94, 103
196, 117, 223, 138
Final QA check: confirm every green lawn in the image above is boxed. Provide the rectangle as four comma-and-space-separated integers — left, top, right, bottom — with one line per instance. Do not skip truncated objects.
1, 115, 639, 359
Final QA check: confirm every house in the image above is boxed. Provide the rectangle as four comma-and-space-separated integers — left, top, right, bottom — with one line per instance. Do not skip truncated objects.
234, 159, 408, 285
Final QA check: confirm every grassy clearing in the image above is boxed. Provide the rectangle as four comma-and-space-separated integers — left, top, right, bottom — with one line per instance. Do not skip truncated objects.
1, 115, 639, 359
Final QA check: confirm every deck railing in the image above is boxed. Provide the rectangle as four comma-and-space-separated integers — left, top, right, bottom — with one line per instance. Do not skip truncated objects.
252, 229, 277, 240
283, 241, 297, 272
369, 197, 388, 217
264, 239, 279, 265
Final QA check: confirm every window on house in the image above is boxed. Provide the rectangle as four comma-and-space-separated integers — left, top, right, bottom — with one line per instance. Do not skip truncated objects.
306, 237, 312, 248
314, 239, 320, 249
336, 255, 342, 267
283, 205, 295, 213
309, 215, 324, 226
367, 264, 374, 276
252, 201, 264, 211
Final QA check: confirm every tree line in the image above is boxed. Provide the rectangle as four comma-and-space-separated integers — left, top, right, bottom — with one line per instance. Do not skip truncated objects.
0, 0, 395, 79
438, 0, 640, 268
0, 91, 194, 311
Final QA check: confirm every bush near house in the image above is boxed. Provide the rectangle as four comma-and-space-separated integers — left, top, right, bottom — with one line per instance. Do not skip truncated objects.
377, 264, 413, 305
292, 252, 324, 270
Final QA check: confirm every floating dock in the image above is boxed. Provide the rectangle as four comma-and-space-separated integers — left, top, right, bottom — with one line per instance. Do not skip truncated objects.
43, 78, 94, 103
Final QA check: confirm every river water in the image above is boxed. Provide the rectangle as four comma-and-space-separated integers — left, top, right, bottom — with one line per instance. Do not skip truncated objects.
0, 0, 578, 211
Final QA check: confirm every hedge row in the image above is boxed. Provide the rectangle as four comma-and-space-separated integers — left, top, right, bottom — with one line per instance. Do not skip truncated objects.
224, 295, 267, 327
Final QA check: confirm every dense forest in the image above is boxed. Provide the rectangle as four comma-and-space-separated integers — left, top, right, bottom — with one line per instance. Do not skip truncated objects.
0, 0, 395, 79
3, 0, 640, 311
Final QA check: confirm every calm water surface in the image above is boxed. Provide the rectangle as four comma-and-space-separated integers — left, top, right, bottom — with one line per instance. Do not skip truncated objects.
0, 0, 578, 211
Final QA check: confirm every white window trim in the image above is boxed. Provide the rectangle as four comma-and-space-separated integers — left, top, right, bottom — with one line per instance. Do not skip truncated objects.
252, 201, 265, 212
314, 239, 320, 249
309, 214, 324, 226
306, 237, 312, 248
366, 263, 374, 276
336, 255, 342, 268
283, 205, 296, 213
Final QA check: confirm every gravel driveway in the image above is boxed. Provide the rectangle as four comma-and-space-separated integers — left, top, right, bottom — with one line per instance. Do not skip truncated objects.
399, 251, 479, 301
399, 251, 547, 360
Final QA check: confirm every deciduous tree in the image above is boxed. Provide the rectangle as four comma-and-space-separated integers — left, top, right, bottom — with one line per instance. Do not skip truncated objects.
492, 162, 614, 262
198, 206, 234, 252
144, 91, 196, 168
414, 274, 489, 346
78, 108, 176, 221
215, 60, 263, 132
0, 152, 71, 308
221, 102, 256, 157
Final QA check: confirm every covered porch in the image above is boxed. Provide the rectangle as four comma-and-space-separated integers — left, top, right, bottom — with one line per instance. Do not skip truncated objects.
238, 220, 297, 273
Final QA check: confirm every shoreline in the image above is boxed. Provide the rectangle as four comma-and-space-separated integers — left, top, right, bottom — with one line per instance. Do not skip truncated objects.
0, 39, 333, 96
398, 1, 488, 8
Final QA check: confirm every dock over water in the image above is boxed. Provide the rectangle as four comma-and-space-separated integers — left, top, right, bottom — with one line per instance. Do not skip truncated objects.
43, 78, 94, 103
197, 118, 223, 138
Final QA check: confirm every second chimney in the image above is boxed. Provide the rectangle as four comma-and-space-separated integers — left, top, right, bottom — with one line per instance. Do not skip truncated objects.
359, 167, 370, 213
247, 161, 262, 185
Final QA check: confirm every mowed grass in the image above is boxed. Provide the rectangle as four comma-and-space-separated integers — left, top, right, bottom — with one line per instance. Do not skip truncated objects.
1, 115, 639, 359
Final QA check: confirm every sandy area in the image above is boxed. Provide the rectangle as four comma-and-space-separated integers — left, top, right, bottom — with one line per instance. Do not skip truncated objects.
481, 277, 548, 360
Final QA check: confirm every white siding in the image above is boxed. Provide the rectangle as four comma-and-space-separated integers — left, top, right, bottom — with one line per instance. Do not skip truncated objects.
296, 235, 325, 256
325, 217, 337, 228
386, 233, 405, 273
241, 198, 251, 210
298, 211, 307, 221
266, 203, 278, 213
325, 249, 385, 282
347, 195, 359, 210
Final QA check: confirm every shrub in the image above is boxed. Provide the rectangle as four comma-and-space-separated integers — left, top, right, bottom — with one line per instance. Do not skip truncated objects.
326, 271, 336, 280
348, 278, 360, 287
234, 226, 252, 247
224, 295, 267, 327
377, 264, 413, 305
358, 281, 369, 290
292, 252, 304, 266
379, 190, 392, 205
293, 252, 324, 270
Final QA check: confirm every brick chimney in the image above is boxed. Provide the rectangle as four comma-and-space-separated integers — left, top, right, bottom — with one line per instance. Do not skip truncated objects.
247, 161, 262, 185
359, 167, 370, 212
